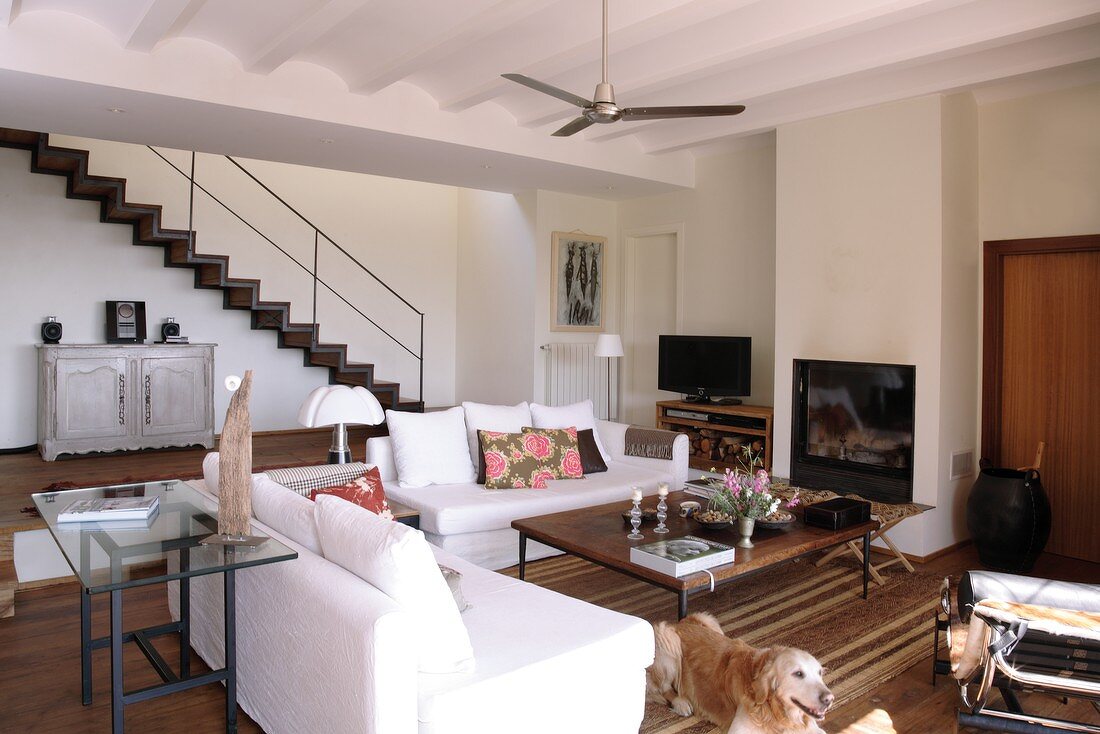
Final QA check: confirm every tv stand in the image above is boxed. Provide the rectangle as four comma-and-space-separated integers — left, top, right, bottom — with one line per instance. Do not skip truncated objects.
656, 400, 773, 474
681, 395, 742, 406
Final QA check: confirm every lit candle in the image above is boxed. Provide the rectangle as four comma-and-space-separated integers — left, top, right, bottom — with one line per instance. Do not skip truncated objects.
632, 487, 643, 502
657, 483, 669, 498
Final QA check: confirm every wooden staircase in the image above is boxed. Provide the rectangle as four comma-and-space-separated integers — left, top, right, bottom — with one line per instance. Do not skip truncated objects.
0, 128, 423, 411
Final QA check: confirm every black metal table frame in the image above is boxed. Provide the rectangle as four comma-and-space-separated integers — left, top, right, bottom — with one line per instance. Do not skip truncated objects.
518, 528, 872, 619
78, 507, 239, 734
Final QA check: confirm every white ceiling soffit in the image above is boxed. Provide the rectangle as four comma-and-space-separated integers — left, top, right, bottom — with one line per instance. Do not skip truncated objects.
0, 0, 1098, 197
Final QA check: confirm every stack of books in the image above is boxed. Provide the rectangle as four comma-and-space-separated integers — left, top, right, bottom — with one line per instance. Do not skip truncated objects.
683, 478, 718, 501
58, 495, 160, 526
630, 535, 736, 577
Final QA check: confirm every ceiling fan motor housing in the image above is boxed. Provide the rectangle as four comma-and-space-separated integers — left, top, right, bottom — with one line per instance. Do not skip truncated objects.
586, 82, 621, 123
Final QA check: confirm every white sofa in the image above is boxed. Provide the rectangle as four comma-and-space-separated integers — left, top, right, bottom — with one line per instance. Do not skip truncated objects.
174, 474, 654, 734
368, 417, 690, 570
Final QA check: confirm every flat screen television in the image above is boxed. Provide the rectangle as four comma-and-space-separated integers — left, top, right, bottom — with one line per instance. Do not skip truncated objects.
658, 335, 751, 404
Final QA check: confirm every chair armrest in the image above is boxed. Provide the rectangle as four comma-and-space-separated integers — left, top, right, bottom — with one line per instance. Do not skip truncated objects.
595, 420, 690, 487
367, 436, 399, 481
958, 571, 1100, 622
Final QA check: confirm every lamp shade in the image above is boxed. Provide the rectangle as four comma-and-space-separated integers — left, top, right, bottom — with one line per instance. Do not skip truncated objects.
297, 385, 385, 428
594, 333, 624, 358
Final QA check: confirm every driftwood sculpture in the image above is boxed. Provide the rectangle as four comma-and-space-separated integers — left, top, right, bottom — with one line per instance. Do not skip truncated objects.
203, 371, 263, 546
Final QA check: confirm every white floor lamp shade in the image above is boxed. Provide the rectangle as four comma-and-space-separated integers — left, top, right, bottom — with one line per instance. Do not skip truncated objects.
594, 334, 624, 420
297, 385, 386, 463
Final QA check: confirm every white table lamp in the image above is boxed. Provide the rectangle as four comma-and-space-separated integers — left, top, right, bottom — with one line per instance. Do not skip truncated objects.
297, 385, 385, 463
594, 334, 624, 421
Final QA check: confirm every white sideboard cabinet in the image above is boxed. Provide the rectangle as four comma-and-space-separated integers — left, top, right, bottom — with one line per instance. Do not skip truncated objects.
37, 344, 215, 461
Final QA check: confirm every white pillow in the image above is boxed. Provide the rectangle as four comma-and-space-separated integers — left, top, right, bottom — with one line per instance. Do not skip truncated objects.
460, 401, 532, 464
250, 474, 322, 555
314, 494, 475, 674
530, 399, 611, 462
385, 406, 476, 488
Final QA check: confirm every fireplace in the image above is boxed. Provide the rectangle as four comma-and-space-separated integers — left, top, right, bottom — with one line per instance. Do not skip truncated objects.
790, 359, 915, 504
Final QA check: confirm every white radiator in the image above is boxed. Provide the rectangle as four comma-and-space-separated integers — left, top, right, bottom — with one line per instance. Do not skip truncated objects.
541, 342, 619, 419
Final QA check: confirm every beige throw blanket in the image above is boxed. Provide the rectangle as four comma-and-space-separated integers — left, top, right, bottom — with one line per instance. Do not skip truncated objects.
624, 426, 679, 461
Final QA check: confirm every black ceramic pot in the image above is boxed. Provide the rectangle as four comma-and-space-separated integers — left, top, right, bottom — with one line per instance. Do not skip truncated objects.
966, 467, 1051, 572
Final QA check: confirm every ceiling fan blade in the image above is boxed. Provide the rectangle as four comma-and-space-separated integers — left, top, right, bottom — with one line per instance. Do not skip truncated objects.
620, 104, 746, 120
552, 116, 596, 137
502, 74, 592, 108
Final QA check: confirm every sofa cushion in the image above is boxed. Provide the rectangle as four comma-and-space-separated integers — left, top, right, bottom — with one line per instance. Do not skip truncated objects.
311, 466, 393, 520
576, 428, 609, 474
385, 406, 476, 488
264, 462, 371, 498
314, 494, 475, 674
531, 400, 610, 463
521, 426, 585, 479
461, 401, 531, 466
479, 431, 548, 489
385, 461, 674, 536
251, 474, 323, 555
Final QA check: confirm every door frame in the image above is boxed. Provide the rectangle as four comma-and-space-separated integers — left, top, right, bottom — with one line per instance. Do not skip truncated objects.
981, 233, 1100, 463
621, 223, 685, 424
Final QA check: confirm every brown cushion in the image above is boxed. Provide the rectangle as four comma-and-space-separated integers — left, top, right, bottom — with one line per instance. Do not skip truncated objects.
575, 428, 608, 474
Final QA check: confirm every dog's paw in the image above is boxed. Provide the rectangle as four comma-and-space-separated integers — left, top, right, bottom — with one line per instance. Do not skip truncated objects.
670, 697, 693, 717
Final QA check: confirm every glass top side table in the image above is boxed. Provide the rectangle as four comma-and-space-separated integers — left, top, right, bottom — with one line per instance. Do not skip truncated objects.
32, 479, 297, 734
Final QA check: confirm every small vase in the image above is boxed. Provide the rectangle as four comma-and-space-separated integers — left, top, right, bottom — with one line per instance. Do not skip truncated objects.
737, 517, 755, 549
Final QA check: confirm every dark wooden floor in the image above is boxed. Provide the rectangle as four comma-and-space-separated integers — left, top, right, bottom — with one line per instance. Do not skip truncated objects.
1, 434, 1097, 733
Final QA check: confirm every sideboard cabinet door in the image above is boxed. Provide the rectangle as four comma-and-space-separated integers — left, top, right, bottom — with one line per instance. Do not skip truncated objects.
140, 356, 209, 437
54, 357, 130, 440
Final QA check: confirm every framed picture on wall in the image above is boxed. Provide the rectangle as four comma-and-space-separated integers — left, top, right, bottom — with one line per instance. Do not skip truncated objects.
550, 231, 606, 332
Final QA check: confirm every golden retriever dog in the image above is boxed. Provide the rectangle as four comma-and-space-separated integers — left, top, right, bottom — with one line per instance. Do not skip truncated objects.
646, 613, 834, 734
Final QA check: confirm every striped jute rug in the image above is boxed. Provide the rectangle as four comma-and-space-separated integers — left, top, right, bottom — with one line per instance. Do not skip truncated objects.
504, 553, 942, 734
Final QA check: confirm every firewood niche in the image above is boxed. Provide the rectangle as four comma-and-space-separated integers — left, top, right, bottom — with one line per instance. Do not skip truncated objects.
656, 400, 773, 474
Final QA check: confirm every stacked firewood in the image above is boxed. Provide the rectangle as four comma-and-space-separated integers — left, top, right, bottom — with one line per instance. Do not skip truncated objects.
683, 427, 764, 466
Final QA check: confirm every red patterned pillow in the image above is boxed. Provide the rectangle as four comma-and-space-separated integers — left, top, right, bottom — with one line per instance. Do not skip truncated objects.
520, 427, 583, 480
310, 466, 394, 520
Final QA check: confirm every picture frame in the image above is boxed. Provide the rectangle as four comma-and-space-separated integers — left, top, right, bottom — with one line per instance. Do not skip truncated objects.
550, 231, 606, 332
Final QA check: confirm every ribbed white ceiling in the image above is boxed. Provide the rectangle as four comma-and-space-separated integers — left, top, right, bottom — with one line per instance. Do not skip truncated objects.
1, 0, 1098, 196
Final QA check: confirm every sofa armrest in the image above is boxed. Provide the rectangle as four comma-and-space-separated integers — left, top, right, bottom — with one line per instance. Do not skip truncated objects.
595, 420, 690, 488
366, 436, 399, 481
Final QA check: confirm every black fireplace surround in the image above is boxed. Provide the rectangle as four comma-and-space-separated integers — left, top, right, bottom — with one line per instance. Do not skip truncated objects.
790, 359, 915, 504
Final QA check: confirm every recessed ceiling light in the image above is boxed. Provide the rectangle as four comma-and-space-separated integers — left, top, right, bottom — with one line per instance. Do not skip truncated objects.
606, 185, 615, 191
107, 108, 126, 114
319, 138, 334, 144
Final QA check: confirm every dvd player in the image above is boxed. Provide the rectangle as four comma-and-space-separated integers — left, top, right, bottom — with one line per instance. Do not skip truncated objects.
709, 413, 765, 430
666, 408, 710, 422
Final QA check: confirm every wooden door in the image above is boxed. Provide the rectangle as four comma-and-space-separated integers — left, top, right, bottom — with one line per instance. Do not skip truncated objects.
54, 357, 130, 440
983, 235, 1100, 562
140, 357, 208, 437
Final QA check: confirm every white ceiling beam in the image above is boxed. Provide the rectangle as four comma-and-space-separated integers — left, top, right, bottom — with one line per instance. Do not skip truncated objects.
579, 0, 1100, 141
439, 0, 758, 112
246, 0, 374, 74
1, 0, 20, 28
347, 0, 559, 95
514, 0, 969, 129
125, 0, 202, 52
637, 22, 1100, 155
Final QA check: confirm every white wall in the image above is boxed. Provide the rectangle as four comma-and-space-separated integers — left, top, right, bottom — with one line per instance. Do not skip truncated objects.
455, 189, 537, 404
0, 135, 468, 446
774, 95, 979, 556
532, 190, 620, 404
0, 146, 333, 444
979, 82, 1100, 241
617, 139, 777, 407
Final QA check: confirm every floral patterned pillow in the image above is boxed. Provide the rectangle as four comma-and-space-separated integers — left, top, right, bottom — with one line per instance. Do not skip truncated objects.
310, 466, 394, 520
479, 428, 582, 489
521, 427, 584, 480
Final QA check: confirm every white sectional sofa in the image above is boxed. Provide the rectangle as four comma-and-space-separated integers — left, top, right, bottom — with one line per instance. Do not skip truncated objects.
175, 473, 655, 734
369, 416, 690, 570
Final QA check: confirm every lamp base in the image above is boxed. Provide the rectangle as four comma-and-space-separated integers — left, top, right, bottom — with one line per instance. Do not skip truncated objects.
328, 447, 353, 464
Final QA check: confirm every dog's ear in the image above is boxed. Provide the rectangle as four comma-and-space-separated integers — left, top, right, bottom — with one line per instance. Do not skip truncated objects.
749, 648, 778, 707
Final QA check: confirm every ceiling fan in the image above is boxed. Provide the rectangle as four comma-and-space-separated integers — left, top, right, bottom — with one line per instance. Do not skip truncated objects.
502, 0, 745, 137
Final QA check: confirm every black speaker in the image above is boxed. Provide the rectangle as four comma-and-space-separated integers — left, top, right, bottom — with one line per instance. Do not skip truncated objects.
41, 316, 62, 344
105, 300, 147, 343
161, 317, 181, 340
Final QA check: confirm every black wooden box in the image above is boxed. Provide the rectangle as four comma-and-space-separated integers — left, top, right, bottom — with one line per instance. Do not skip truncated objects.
804, 497, 872, 530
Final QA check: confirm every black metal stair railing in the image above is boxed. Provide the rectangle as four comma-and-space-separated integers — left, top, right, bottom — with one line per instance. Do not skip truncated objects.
145, 146, 425, 404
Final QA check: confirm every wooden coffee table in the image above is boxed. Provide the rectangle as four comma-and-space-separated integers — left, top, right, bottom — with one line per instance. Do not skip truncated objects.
512, 490, 879, 619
